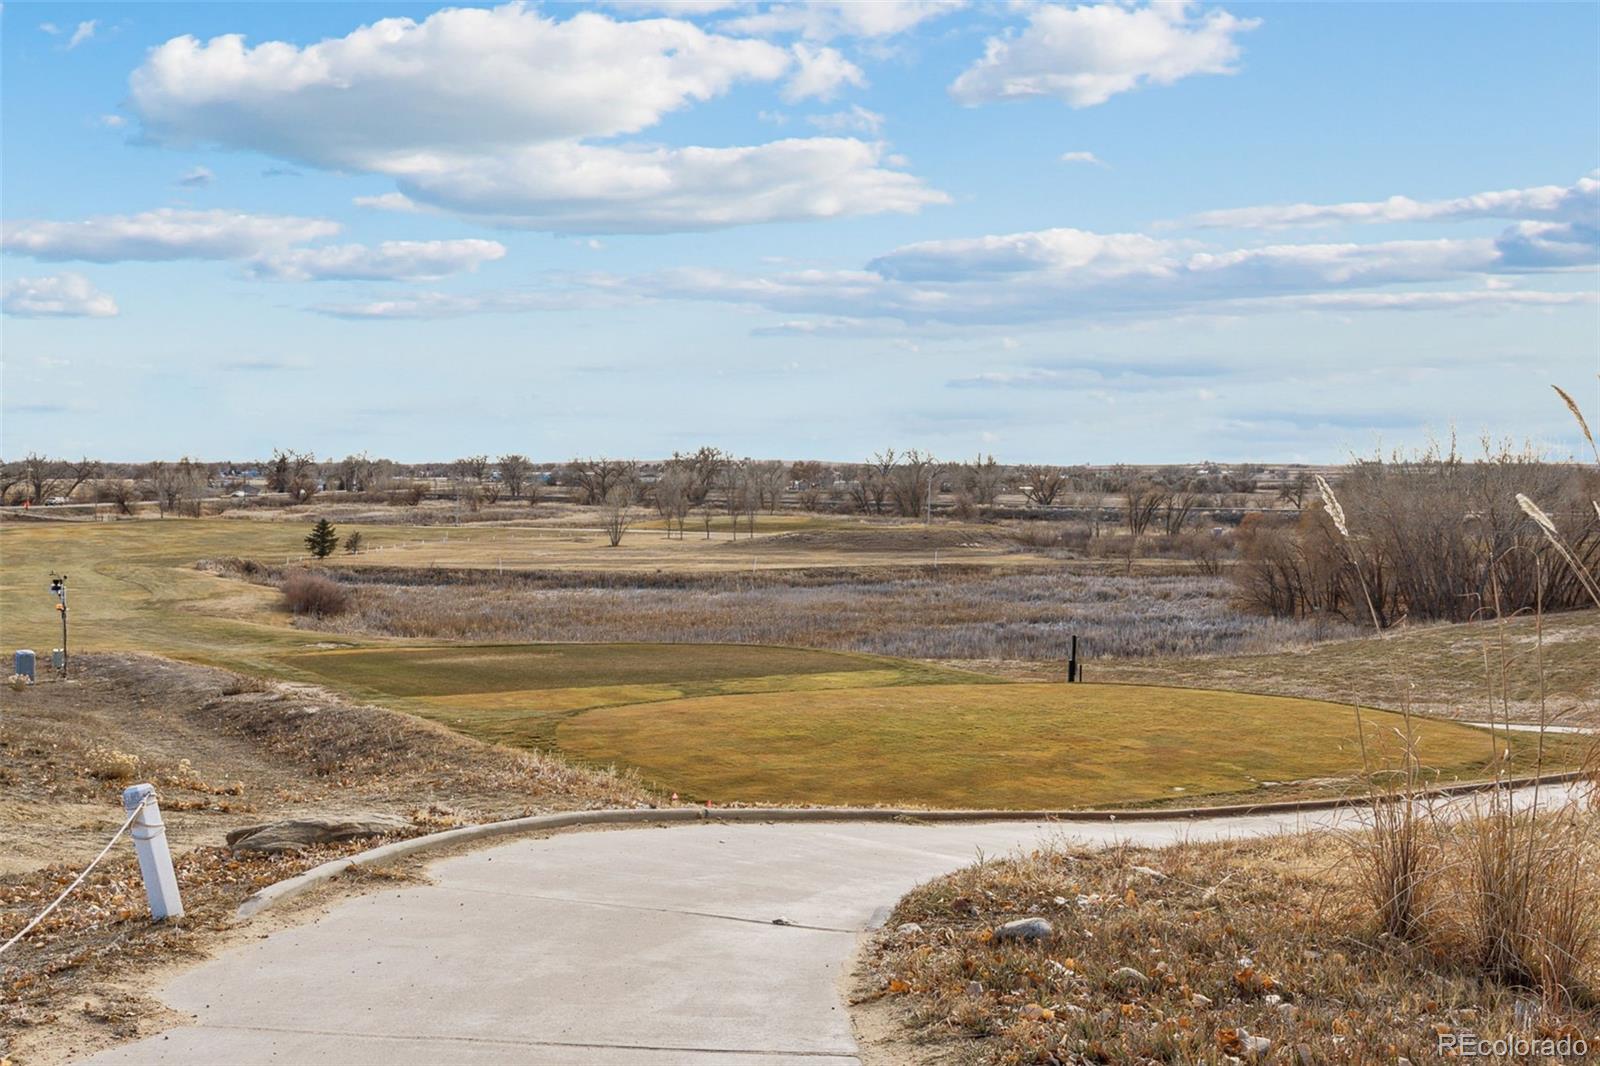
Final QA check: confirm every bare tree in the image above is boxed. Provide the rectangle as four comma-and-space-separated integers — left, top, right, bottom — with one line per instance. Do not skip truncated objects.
790, 460, 829, 511
600, 485, 635, 547
717, 459, 751, 539
1123, 481, 1169, 538
1162, 491, 1203, 535
98, 478, 140, 515
148, 458, 202, 516
455, 455, 490, 482
21, 454, 63, 503
0, 459, 27, 504
565, 457, 636, 505
1020, 465, 1067, 507
653, 465, 693, 538
497, 454, 532, 499
268, 449, 317, 493
888, 449, 941, 519
337, 453, 380, 492
671, 445, 728, 504
959, 453, 1004, 509
1277, 471, 1314, 509
754, 460, 788, 513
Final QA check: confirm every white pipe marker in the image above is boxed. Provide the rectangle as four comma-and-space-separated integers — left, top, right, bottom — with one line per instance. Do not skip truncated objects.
122, 783, 185, 920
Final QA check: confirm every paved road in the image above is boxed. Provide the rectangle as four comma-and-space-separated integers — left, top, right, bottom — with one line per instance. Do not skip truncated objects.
83, 805, 1399, 1066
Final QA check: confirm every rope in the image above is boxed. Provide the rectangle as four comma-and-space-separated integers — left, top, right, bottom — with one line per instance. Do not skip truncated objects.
0, 799, 146, 957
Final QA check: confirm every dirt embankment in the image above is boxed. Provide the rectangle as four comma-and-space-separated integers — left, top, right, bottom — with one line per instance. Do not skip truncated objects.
0, 653, 650, 1063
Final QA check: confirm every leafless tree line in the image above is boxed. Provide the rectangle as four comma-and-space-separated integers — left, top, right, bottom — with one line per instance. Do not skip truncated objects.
1233, 441, 1600, 624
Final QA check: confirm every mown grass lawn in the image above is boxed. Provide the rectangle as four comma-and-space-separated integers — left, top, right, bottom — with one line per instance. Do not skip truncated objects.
555, 683, 1549, 809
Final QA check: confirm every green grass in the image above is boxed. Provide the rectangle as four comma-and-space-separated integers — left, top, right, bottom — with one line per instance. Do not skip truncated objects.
275, 642, 974, 698
274, 642, 987, 751
555, 683, 1546, 809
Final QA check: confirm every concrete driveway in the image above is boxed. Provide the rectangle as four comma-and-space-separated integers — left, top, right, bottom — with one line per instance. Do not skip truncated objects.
80, 805, 1390, 1065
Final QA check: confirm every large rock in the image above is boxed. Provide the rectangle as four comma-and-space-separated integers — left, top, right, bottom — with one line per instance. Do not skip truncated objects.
993, 917, 1054, 942
226, 814, 412, 854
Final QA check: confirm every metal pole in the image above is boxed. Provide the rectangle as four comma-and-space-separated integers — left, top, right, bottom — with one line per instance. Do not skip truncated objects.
59, 585, 68, 677
122, 784, 184, 920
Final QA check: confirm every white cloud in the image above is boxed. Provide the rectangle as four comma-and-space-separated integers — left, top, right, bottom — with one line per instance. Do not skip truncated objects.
782, 44, 866, 102
388, 138, 946, 233
723, 1, 965, 41
1060, 150, 1106, 166
806, 105, 885, 135
1190, 175, 1600, 229
128, 4, 941, 232
1238, 289, 1600, 313
39, 22, 60, 35
2, 273, 118, 318
177, 165, 215, 187
602, 0, 742, 13
353, 192, 425, 213
97, 114, 127, 129
2, 209, 504, 284
248, 239, 507, 282
950, 3, 1259, 107
313, 287, 614, 319
603, 216, 1595, 325
67, 19, 96, 49
130, 7, 789, 164
2, 209, 339, 262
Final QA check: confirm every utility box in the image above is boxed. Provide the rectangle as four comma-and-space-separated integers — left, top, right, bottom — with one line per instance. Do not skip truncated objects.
51, 649, 65, 673
14, 650, 35, 681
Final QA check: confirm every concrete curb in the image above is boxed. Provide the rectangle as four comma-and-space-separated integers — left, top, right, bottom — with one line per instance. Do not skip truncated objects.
234, 770, 1588, 921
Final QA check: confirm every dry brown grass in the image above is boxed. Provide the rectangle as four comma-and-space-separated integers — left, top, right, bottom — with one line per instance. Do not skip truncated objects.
857, 822, 1599, 1065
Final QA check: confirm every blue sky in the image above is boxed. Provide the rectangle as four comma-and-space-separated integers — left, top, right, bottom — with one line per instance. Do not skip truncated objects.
2, 1, 1596, 463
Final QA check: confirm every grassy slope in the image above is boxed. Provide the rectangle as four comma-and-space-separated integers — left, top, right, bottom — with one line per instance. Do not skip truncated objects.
1094, 609, 1600, 725
555, 682, 1538, 808
0, 517, 1038, 670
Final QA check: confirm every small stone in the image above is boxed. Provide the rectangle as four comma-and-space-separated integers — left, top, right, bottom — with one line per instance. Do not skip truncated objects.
1397, 1059, 1413, 1066
994, 917, 1054, 942
965, 980, 983, 997
1108, 966, 1149, 987
1262, 993, 1282, 1006
1190, 993, 1213, 1008
1239, 1031, 1271, 1059
1020, 1003, 1053, 1020
896, 922, 923, 936
771, 917, 792, 926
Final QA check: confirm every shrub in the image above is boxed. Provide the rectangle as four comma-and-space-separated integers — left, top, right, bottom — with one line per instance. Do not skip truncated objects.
281, 570, 352, 618
84, 746, 140, 782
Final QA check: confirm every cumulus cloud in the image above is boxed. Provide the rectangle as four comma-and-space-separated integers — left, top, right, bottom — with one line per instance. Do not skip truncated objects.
950, 3, 1259, 107
127, 4, 940, 231
387, 138, 946, 233
2, 273, 119, 318
602, 217, 1594, 325
2, 209, 339, 262
247, 239, 507, 282
782, 44, 867, 102
1190, 175, 1600, 229
3, 209, 505, 284
723, 1, 965, 40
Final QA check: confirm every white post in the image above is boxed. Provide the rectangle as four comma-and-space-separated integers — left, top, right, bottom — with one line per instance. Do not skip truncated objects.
122, 784, 184, 920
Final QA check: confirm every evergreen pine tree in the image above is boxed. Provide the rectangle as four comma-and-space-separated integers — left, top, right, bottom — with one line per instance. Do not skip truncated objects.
305, 518, 340, 559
